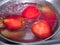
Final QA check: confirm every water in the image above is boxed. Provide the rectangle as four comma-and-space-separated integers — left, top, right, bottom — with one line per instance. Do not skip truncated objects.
0, 1, 57, 43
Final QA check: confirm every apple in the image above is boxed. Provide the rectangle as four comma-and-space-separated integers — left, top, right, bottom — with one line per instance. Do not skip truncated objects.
3, 15, 25, 31
1, 29, 25, 41
38, 5, 57, 29
31, 20, 52, 39
22, 5, 40, 20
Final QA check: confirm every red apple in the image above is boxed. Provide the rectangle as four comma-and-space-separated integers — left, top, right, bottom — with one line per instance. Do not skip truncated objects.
39, 5, 57, 28
3, 15, 25, 31
31, 20, 52, 39
22, 5, 40, 20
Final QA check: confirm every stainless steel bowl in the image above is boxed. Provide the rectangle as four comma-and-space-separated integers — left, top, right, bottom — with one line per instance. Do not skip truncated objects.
0, 0, 60, 45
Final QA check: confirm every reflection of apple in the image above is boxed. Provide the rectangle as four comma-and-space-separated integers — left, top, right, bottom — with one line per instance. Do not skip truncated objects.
1, 29, 25, 41
32, 20, 52, 39
22, 5, 40, 20
38, 5, 57, 28
3, 15, 25, 31
23, 30, 38, 42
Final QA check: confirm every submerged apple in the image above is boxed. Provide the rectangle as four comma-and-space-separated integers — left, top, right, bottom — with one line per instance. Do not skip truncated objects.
1, 29, 25, 41
38, 5, 57, 28
31, 20, 52, 39
22, 5, 40, 20
3, 15, 25, 31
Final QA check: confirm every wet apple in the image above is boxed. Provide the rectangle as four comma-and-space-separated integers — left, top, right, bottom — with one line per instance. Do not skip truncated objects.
22, 5, 40, 20
1, 29, 25, 41
3, 15, 25, 31
31, 20, 52, 39
37, 4, 57, 29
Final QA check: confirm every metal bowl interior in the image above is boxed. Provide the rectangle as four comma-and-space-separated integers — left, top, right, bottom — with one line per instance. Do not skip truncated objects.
0, 0, 59, 44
